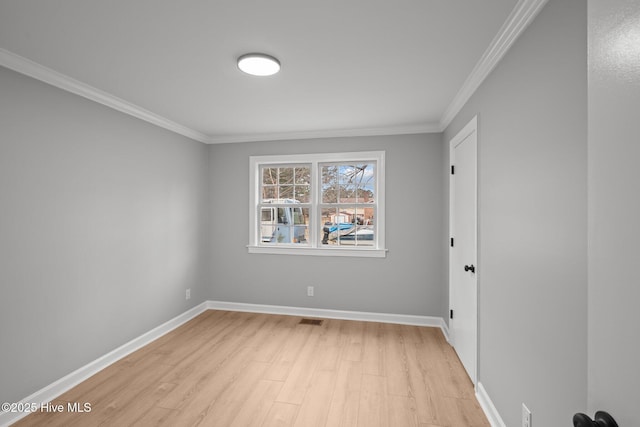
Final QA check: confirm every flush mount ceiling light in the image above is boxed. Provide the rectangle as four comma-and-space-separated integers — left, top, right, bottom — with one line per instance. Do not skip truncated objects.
237, 53, 281, 76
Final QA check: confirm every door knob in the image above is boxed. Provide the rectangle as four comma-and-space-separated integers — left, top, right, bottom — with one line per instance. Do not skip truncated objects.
464, 265, 475, 273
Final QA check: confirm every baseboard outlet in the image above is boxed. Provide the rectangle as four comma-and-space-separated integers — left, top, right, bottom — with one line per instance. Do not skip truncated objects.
1, 300, 450, 427
476, 381, 507, 427
0, 302, 209, 427
207, 300, 449, 335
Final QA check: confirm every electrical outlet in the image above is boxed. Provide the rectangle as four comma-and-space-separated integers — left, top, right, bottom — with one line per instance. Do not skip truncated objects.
186, 289, 191, 300
522, 403, 532, 427
307, 286, 314, 297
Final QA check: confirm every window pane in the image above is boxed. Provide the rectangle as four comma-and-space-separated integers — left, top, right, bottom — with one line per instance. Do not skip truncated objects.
322, 165, 338, 186
261, 208, 274, 222
340, 206, 375, 246
342, 163, 375, 203
262, 167, 278, 185
322, 163, 375, 204
357, 187, 375, 204
260, 223, 277, 243
320, 207, 355, 245
294, 185, 310, 203
321, 165, 338, 203
279, 185, 294, 200
320, 206, 375, 246
295, 167, 310, 184
339, 183, 357, 203
322, 184, 338, 203
261, 166, 310, 203
278, 167, 294, 185
261, 206, 309, 244
262, 186, 277, 201
350, 164, 376, 202
338, 164, 352, 185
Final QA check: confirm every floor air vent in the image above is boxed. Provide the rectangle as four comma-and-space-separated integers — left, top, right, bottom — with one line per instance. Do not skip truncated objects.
299, 318, 323, 326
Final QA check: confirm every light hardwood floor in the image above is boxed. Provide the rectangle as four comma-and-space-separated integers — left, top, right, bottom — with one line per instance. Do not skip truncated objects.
13, 310, 490, 427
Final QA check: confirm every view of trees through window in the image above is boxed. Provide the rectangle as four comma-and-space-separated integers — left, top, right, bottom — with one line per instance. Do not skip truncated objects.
320, 163, 375, 246
261, 166, 311, 203
258, 162, 376, 246
260, 166, 310, 244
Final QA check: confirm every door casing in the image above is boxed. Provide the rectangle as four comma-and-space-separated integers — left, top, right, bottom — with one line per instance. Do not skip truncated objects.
448, 115, 478, 385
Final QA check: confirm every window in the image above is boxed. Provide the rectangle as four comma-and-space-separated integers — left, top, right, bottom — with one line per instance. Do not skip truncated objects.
249, 151, 386, 257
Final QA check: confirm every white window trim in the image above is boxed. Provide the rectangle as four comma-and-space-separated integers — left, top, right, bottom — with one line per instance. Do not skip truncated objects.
248, 151, 387, 258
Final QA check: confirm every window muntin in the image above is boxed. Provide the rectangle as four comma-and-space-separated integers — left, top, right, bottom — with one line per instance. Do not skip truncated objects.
320, 205, 375, 247
261, 165, 310, 203
319, 162, 376, 247
321, 163, 376, 203
249, 152, 385, 257
258, 165, 311, 245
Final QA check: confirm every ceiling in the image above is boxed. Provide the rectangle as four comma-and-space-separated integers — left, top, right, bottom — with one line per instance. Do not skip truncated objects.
0, 0, 546, 144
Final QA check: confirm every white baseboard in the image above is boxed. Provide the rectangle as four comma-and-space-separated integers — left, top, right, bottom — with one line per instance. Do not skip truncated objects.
0, 302, 209, 427
476, 381, 506, 427
208, 300, 449, 333
1, 300, 449, 427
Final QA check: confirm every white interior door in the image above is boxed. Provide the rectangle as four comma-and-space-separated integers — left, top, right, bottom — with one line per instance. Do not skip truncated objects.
449, 116, 478, 385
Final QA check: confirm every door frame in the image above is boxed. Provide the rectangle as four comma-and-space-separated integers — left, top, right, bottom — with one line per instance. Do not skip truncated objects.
448, 115, 478, 385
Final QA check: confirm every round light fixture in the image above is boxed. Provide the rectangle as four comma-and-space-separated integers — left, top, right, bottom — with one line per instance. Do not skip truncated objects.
237, 53, 281, 76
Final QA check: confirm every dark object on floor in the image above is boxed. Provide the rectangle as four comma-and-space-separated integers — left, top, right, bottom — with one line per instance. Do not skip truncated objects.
299, 318, 323, 326
573, 411, 618, 427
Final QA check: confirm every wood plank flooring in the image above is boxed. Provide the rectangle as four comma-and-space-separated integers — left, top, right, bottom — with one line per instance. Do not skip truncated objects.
13, 310, 489, 427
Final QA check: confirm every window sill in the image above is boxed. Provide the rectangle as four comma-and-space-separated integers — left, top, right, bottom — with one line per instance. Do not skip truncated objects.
247, 245, 388, 258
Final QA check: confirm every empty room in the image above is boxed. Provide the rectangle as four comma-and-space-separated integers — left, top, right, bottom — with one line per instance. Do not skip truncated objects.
1, 1, 639, 426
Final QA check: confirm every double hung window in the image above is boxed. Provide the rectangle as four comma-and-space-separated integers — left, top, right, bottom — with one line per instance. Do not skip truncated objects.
249, 151, 386, 257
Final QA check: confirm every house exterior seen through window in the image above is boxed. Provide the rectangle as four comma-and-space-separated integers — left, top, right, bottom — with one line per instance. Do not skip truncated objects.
249, 151, 386, 257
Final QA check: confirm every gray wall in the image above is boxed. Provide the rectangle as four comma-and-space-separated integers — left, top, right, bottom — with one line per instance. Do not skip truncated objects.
10, 3, 639, 427
443, 0, 588, 426
587, 0, 640, 425
0, 67, 210, 404
208, 134, 446, 318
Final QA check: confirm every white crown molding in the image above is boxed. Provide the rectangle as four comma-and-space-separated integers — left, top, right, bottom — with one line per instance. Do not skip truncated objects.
439, 0, 549, 131
0, 48, 209, 143
0, 302, 209, 427
2, 0, 548, 146
476, 382, 507, 427
205, 122, 442, 144
0, 48, 440, 145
